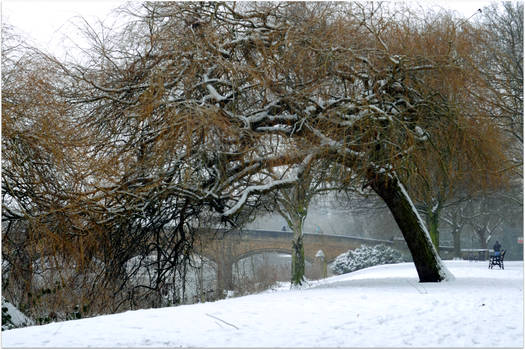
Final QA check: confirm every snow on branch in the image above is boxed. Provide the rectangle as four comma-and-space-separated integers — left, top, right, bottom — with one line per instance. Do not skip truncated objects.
221, 153, 315, 217
221, 177, 297, 217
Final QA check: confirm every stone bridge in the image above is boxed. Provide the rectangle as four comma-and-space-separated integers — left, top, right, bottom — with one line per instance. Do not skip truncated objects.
193, 228, 406, 292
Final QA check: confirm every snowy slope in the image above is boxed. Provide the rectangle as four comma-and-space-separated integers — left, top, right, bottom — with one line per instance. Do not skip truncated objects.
2, 260, 523, 348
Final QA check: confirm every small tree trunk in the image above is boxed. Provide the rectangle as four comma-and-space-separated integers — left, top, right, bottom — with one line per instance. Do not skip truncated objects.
368, 170, 453, 282
475, 228, 489, 250
181, 260, 187, 304
426, 205, 441, 250
452, 228, 462, 259
291, 229, 305, 286
155, 234, 163, 308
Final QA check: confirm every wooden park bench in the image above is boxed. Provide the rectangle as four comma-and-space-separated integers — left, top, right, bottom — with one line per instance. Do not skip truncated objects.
488, 250, 506, 270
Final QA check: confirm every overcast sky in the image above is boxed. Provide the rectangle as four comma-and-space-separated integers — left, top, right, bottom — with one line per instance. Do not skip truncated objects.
2, 1, 122, 59
2, 1, 491, 59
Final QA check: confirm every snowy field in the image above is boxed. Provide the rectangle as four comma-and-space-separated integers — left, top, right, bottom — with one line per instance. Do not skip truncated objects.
2, 260, 523, 348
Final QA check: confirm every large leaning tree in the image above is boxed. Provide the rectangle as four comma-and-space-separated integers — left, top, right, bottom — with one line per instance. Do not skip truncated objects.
4, 1, 512, 292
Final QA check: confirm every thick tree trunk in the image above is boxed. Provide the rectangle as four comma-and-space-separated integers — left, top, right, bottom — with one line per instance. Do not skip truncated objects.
279, 198, 308, 287
291, 229, 305, 286
368, 170, 453, 282
216, 258, 234, 297
216, 241, 234, 297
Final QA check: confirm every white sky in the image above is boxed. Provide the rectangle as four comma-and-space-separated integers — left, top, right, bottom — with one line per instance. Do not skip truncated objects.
2, 1, 123, 59
2, 1, 492, 59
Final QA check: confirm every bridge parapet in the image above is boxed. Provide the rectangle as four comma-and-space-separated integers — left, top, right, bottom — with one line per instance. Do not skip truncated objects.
194, 228, 400, 262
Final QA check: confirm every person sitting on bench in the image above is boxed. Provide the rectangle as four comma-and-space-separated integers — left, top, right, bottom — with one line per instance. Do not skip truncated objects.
493, 241, 502, 257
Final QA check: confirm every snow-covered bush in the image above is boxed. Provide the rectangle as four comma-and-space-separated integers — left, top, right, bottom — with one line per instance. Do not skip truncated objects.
330, 244, 405, 275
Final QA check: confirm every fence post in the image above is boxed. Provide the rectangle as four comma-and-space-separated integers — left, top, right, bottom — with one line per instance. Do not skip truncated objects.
315, 250, 327, 279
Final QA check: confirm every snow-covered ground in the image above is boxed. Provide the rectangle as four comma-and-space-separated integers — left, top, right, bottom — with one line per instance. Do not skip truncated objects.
2, 260, 523, 348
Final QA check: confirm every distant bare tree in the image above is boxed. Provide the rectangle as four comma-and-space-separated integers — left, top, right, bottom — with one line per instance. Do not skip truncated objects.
472, 2, 523, 173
